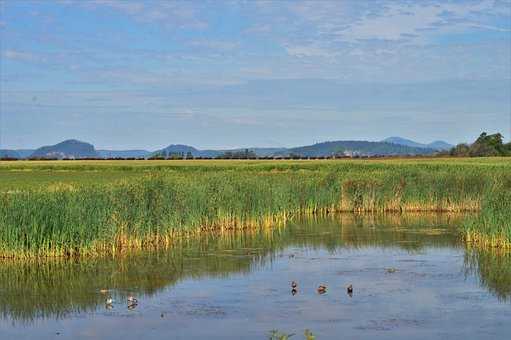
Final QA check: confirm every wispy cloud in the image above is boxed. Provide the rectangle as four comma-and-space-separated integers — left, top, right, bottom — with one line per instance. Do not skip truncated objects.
69, 0, 208, 30
284, 44, 340, 58
282, 0, 510, 43
188, 40, 240, 51
1, 0, 509, 148
2, 49, 44, 63
332, 1, 510, 43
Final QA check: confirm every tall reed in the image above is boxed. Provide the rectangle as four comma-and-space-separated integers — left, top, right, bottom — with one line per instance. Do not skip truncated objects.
0, 159, 509, 257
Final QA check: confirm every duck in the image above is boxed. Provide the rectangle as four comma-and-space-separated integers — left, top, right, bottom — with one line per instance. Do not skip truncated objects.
347, 284, 353, 295
127, 295, 138, 304
105, 297, 113, 306
291, 281, 298, 289
317, 285, 327, 294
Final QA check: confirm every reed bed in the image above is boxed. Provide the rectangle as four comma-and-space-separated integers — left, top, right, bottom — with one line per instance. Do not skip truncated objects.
0, 213, 487, 323
463, 188, 511, 250
0, 159, 509, 258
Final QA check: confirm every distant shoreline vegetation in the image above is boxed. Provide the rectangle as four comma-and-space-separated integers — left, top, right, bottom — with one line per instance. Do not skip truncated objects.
0, 132, 508, 161
447, 132, 511, 157
0, 158, 510, 258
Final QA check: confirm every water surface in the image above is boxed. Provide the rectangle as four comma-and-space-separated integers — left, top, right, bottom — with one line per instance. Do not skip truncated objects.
0, 214, 510, 339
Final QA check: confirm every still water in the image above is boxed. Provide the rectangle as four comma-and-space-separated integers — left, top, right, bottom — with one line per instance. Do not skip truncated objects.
0, 214, 510, 339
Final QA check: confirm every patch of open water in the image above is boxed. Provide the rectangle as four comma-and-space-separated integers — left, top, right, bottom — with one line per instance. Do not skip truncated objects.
0, 214, 509, 339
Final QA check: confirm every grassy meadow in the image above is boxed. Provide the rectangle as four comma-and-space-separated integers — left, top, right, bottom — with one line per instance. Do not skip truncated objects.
0, 158, 510, 258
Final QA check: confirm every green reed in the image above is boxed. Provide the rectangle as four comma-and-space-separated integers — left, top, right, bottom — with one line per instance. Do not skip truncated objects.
464, 186, 511, 249
0, 213, 483, 323
0, 159, 510, 257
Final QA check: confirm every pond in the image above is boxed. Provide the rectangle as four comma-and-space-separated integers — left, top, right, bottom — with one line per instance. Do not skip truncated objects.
0, 214, 510, 339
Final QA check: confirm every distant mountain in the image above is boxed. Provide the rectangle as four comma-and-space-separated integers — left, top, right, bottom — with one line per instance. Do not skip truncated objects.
383, 137, 452, 151
16, 150, 36, 158
241, 148, 286, 157
0, 149, 35, 159
383, 137, 425, 149
427, 141, 453, 151
153, 144, 219, 158
97, 150, 151, 159
0, 149, 20, 158
276, 140, 436, 157
7, 137, 447, 160
30, 140, 99, 159
153, 144, 286, 158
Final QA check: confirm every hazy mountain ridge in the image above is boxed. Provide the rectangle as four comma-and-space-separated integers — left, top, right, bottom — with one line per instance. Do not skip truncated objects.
0, 149, 35, 158
0, 150, 21, 159
383, 137, 452, 151
2, 136, 446, 159
154, 144, 218, 158
153, 145, 287, 158
30, 140, 99, 159
96, 150, 152, 159
277, 140, 436, 157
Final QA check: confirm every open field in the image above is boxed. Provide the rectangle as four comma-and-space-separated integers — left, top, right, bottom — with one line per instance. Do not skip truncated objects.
0, 158, 510, 258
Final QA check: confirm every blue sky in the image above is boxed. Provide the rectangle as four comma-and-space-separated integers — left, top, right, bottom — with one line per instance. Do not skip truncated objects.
1, 0, 510, 150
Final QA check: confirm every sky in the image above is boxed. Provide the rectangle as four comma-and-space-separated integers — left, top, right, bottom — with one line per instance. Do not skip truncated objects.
0, 0, 510, 150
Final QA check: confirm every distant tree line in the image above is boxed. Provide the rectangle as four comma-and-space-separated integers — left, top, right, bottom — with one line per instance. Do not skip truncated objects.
3, 132, 509, 161
148, 151, 194, 160
448, 132, 511, 157
216, 149, 256, 159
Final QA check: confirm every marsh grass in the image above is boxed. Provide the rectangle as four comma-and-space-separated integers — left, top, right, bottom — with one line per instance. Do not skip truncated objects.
463, 188, 511, 250
464, 248, 511, 301
0, 213, 507, 323
0, 159, 509, 257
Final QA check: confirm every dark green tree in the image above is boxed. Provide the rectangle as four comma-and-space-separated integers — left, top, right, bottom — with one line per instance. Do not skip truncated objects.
450, 132, 510, 157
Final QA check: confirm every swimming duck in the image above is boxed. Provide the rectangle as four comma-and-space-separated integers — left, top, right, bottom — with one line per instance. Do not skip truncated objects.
291, 281, 298, 289
347, 284, 353, 295
317, 285, 327, 294
105, 297, 114, 308
127, 296, 138, 304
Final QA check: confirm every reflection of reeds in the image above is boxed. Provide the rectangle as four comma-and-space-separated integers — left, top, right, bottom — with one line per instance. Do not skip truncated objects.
0, 213, 481, 323
0, 160, 509, 257
290, 212, 465, 253
464, 248, 511, 302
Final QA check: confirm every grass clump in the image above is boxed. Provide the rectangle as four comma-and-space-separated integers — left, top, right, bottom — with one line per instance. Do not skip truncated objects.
0, 158, 510, 258
464, 187, 511, 250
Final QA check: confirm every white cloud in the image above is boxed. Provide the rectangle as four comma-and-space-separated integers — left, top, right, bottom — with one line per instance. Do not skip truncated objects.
188, 40, 239, 50
77, 0, 208, 30
243, 24, 272, 35
280, 0, 510, 43
2, 50, 44, 63
335, 1, 509, 42
284, 44, 339, 58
